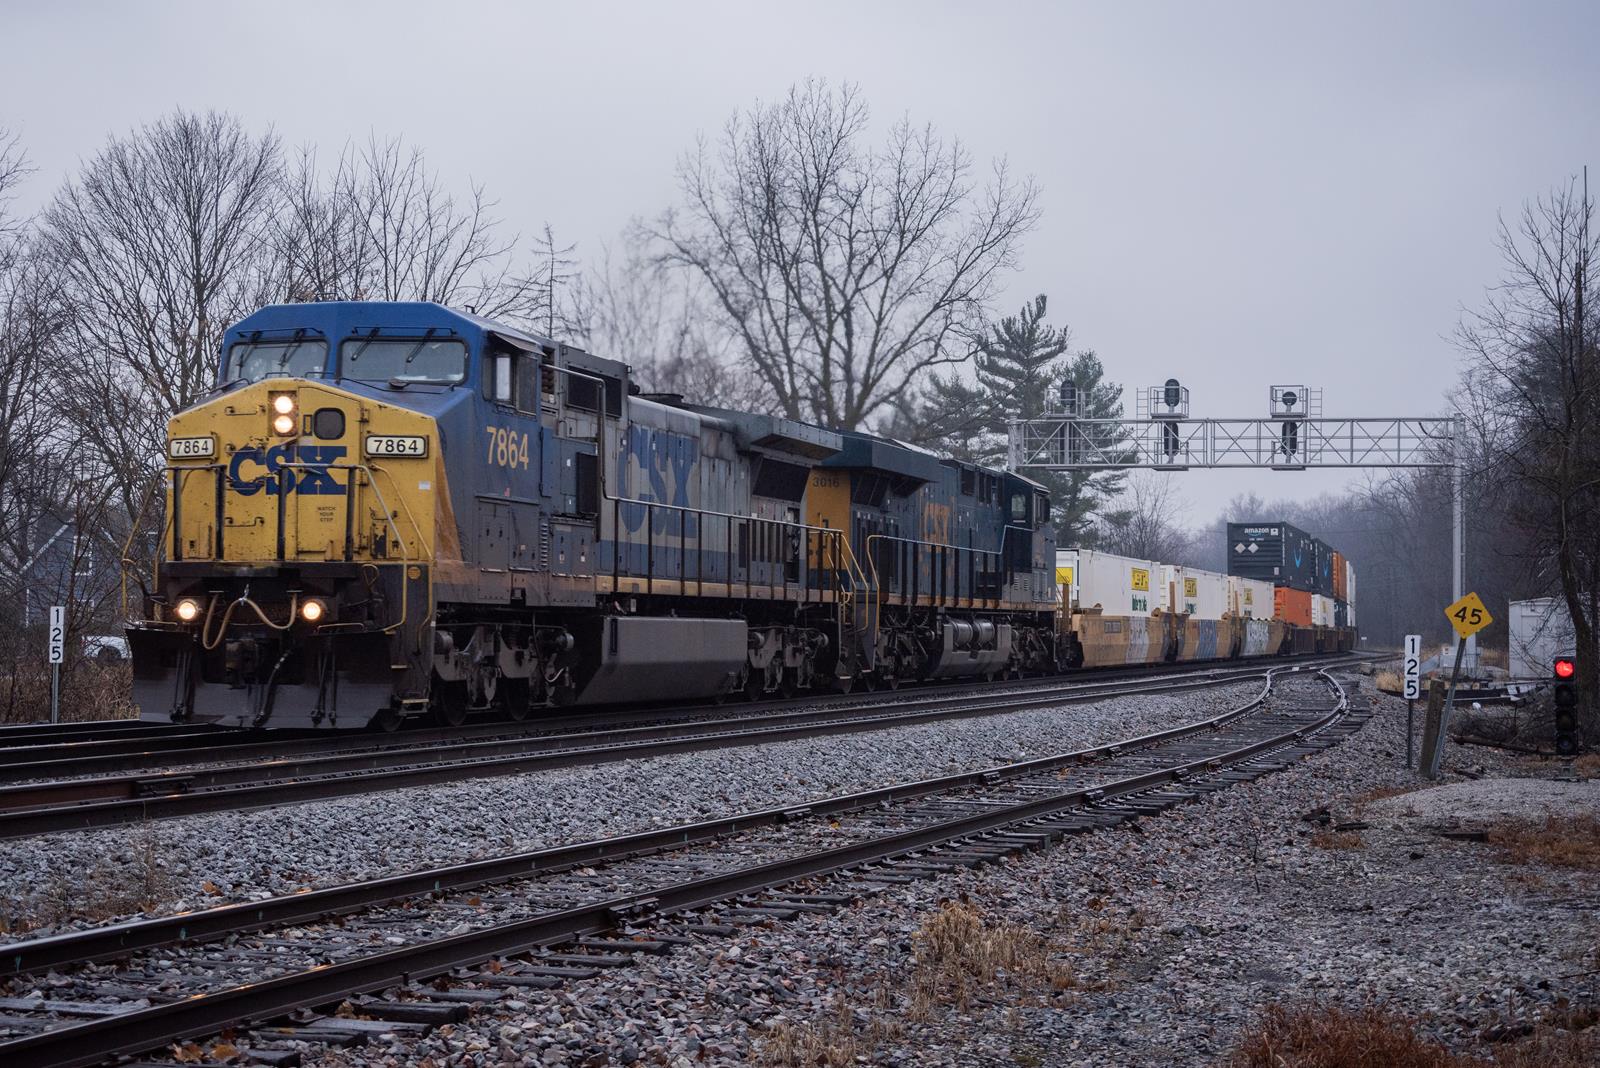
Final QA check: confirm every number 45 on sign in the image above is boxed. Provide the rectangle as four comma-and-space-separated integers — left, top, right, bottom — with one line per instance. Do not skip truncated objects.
1445, 591, 1492, 640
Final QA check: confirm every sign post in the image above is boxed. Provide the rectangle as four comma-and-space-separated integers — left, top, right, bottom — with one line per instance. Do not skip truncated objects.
1424, 593, 1493, 779
1403, 634, 1421, 768
47, 605, 65, 724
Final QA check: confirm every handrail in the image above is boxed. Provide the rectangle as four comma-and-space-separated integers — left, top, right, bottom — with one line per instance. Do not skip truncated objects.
864, 530, 1009, 619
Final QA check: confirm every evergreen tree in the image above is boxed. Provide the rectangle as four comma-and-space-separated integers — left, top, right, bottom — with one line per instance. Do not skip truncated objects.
907, 295, 1126, 546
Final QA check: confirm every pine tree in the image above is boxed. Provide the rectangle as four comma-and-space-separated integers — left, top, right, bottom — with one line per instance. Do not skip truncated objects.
908, 295, 1126, 546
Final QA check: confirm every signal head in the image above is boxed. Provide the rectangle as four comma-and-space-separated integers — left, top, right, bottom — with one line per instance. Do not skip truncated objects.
1555, 657, 1576, 679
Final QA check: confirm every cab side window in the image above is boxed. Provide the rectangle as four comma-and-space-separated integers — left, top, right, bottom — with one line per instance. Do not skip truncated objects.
515, 354, 538, 415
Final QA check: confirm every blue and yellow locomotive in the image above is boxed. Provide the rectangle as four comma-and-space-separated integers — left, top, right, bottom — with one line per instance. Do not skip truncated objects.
130, 302, 1062, 729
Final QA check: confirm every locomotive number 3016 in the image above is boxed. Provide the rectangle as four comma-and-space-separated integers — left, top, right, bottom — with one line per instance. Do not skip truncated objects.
485, 426, 531, 469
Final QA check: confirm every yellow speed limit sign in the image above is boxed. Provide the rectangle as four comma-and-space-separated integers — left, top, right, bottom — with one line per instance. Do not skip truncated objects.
1445, 591, 1492, 639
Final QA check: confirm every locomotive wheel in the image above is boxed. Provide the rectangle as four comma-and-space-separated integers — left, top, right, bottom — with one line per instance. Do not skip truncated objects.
432, 683, 470, 728
779, 669, 799, 700
883, 670, 900, 691
372, 705, 404, 733
830, 675, 854, 695
501, 679, 531, 722
860, 672, 878, 692
744, 669, 765, 702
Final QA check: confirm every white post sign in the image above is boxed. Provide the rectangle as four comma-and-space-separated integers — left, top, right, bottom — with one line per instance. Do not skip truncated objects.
1403, 634, 1421, 700
47, 605, 65, 725
47, 606, 65, 664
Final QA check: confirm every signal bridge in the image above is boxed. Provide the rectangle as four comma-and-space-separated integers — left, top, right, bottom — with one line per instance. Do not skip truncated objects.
1006, 383, 1458, 471
1006, 380, 1472, 666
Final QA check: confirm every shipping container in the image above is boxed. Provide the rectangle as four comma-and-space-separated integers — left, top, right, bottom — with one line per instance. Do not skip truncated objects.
1330, 551, 1347, 601
1161, 565, 1228, 620
1057, 549, 1161, 616
1228, 575, 1275, 619
1312, 593, 1335, 627
1345, 559, 1356, 608
1226, 522, 1318, 591
1274, 585, 1313, 627
1334, 600, 1348, 628
1312, 541, 1336, 596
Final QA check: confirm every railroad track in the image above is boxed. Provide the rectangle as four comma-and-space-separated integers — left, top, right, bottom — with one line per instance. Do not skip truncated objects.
0, 667, 1367, 1068
0, 654, 1365, 839
0, 651, 1375, 771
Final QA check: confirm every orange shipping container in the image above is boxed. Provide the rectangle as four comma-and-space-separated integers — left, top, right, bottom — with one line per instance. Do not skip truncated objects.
1331, 551, 1347, 601
1274, 585, 1314, 627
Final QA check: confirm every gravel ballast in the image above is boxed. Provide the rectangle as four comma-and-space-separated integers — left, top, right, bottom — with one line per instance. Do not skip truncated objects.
287, 673, 1599, 1067
0, 679, 1272, 933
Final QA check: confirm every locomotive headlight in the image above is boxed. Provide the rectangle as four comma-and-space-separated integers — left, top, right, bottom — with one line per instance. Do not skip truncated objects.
272, 394, 297, 416
272, 413, 297, 436
174, 598, 201, 623
270, 393, 298, 436
300, 599, 326, 623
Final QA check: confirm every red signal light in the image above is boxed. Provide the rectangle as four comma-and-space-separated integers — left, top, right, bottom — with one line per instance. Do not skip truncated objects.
1554, 658, 1576, 679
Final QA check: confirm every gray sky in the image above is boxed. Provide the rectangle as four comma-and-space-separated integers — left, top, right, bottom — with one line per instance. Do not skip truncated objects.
5, 0, 1598, 525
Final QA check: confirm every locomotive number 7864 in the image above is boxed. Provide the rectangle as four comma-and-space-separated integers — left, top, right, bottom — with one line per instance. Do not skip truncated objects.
485, 426, 531, 469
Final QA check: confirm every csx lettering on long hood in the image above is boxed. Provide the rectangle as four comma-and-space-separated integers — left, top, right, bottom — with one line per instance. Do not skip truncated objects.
229, 444, 347, 495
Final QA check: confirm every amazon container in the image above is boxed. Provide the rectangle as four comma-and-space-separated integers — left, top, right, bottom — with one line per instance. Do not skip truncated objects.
1226, 522, 1318, 591
1274, 585, 1313, 627
1161, 565, 1228, 620
1228, 575, 1275, 619
1057, 548, 1161, 617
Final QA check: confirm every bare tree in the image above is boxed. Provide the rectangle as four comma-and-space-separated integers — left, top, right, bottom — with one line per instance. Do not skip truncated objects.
572, 236, 767, 409
1097, 472, 1196, 563
276, 137, 547, 325
1458, 175, 1600, 733
41, 110, 283, 514
650, 79, 1039, 430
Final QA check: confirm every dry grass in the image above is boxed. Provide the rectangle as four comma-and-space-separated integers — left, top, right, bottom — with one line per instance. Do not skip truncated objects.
758, 994, 901, 1067
0, 823, 171, 935
907, 900, 1075, 1017
1375, 669, 1404, 695
1573, 754, 1600, 780
1227, 1004, 1468, 1067
1310, 830, 1365, 851
1227, 1004, 1600, 1068
0, 660, 137, 724
1489, 816, 1600, 871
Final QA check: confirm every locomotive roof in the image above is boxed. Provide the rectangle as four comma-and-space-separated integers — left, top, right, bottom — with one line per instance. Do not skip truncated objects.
226, 301, 557, 354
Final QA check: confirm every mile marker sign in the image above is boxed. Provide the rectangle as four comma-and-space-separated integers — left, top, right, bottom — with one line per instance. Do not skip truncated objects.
1444, 591, 1492, 640
1402, 634, 1421, 700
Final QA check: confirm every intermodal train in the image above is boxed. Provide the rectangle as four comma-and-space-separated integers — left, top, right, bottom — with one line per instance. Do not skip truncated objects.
127, 301, 1353, 730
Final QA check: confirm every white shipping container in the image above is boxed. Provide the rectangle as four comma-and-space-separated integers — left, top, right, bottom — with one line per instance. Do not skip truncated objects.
1163, 565, 1227, 620
1345, 560, 1356, 607
1227, 575, 1275, 620
1057, 548, 1160, 616
1312, 594, 1335, 627
1508, 598, 1577, 680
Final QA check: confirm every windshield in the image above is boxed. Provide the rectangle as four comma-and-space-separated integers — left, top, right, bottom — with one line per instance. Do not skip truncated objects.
224, 339, 329, 383
339, 337, 467, 385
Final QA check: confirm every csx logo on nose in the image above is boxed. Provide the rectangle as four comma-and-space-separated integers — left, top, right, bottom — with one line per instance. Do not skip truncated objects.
229, 445, 346, 495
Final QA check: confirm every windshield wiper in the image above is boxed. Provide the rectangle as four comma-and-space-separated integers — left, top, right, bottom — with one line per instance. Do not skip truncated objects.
272, 329, 309, 376
401, 327, 439, 366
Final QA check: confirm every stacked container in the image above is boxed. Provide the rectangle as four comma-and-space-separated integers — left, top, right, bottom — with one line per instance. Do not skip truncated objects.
1057, 549, 1159, 615
1312, 593, 1335, 628
1227, 575, 1275, 619
1226, 522, 1318, 590
1274, 586, 1313, 626
1161, 566, 1227, 619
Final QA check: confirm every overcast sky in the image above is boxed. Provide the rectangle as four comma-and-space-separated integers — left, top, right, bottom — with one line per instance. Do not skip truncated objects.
5, 1, 1598, 526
